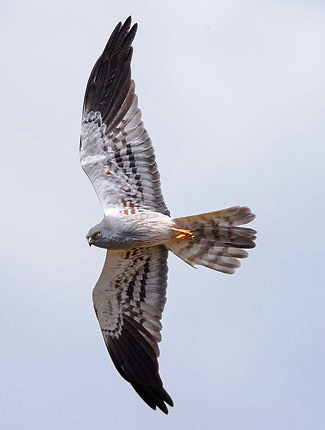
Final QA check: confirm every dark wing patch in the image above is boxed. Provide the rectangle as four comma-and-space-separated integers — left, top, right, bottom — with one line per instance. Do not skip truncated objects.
105, 318, 173, 414
93, 246, 173, 413
83, 16, 137, 131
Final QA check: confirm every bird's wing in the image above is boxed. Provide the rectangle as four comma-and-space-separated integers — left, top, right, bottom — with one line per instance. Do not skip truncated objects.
93, 245, 173, 413
80, 17, 169, 216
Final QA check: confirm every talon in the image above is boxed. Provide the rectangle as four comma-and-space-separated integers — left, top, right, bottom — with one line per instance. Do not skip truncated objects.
176, 233, 187, 239
171, 227, 194, 240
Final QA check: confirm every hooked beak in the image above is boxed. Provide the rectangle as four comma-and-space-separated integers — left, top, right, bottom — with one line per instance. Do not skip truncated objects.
88, 237, 94, 246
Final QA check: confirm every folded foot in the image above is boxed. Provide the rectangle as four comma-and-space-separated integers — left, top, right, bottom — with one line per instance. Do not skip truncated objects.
171, 227, 194, 240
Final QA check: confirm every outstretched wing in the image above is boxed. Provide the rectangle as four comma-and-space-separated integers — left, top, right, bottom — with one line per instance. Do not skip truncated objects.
92, 245, 173, 413
80, 17, 169, 216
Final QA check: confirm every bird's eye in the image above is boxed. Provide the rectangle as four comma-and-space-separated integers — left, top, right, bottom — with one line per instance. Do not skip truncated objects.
94, 231, 101, 237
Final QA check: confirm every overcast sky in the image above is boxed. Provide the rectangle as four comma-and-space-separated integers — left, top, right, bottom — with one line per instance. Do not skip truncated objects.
1, 0, 325, 429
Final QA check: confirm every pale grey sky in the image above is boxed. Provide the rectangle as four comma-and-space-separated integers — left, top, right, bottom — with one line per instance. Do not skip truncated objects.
1, 0, 325, 429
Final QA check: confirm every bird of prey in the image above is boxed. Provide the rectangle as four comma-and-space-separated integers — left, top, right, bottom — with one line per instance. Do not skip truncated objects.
80, 17, 256, 414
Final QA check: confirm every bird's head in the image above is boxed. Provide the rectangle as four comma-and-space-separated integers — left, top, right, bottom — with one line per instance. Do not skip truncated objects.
86, 216, 143, 249
86, 222, 110, 249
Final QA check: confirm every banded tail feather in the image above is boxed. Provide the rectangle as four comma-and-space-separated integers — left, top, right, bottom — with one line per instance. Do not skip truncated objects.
168, 206, 256, 274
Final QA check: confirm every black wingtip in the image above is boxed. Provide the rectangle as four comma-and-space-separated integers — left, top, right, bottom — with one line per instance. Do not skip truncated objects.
132, 382, 174, 414
121, 19, 138, 48
124, 15, 132, 27
83, 16, 139, 124
119, 16, 137, 42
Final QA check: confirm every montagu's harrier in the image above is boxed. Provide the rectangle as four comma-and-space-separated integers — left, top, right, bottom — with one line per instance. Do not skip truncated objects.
80, 17, 256, 414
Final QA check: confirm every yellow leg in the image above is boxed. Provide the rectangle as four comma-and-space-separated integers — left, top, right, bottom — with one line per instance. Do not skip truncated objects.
171, 227, 194, 240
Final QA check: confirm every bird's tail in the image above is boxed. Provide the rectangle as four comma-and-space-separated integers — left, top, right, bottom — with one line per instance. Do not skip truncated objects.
167, 206, 256, 274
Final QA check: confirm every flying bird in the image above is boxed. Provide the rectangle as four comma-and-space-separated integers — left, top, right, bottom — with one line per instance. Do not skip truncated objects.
80, 17, 256, 414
